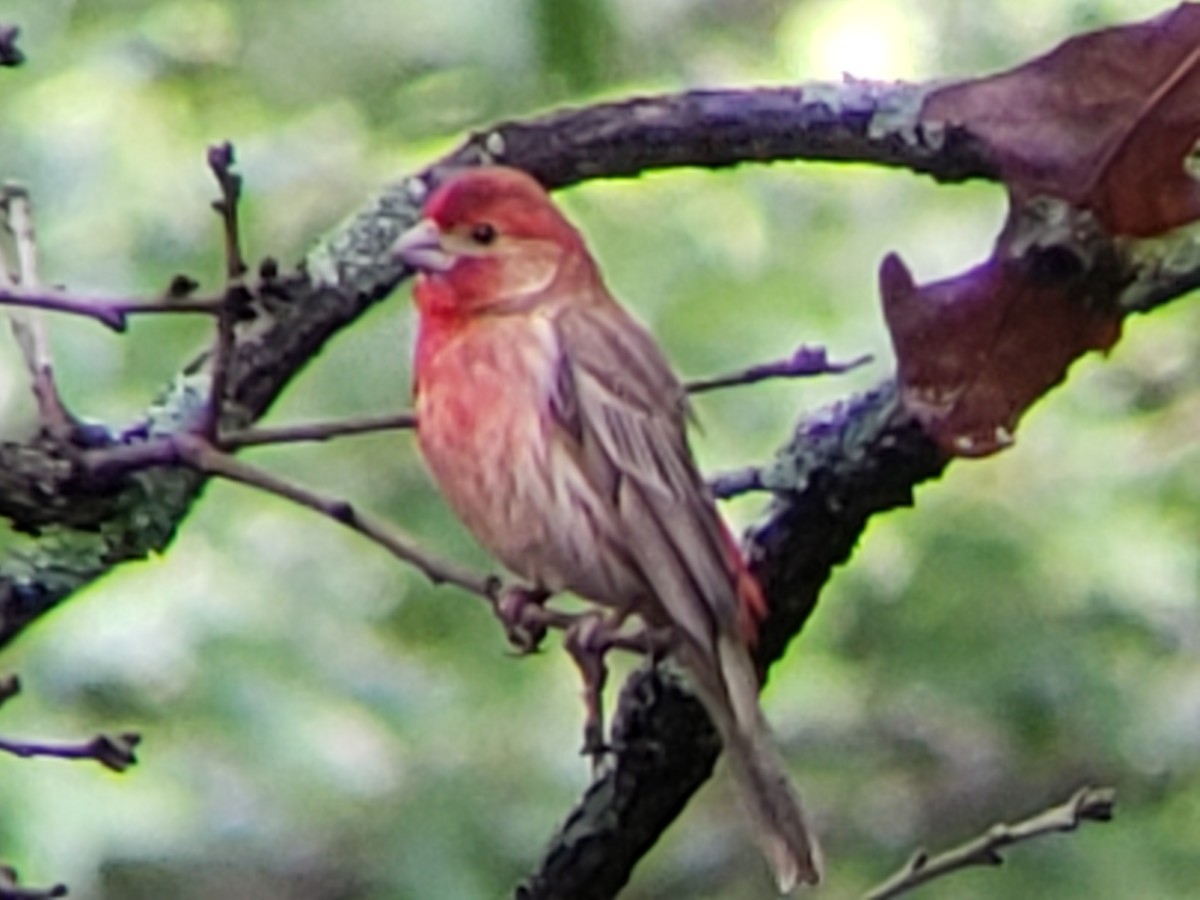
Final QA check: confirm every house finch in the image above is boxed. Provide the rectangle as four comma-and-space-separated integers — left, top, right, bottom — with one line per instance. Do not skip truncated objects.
393, 166, 819, 890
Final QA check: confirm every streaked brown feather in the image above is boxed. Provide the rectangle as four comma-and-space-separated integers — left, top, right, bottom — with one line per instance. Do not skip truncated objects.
551, 299, 743, 649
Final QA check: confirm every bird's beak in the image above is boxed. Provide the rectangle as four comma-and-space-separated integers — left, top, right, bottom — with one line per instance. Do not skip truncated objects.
392, 218, 454, 273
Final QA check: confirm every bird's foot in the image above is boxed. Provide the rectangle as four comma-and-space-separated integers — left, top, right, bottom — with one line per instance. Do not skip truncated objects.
492, 583, 551, 655
564, 612, 622, 772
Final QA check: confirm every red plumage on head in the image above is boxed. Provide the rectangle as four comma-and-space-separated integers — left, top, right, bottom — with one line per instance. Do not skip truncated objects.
424, 167, 581, 247
411, 167, 587, 320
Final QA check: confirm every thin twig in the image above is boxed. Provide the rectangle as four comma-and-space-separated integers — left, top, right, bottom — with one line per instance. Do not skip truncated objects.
6, 190, 37, 291
709, 465, 764, 500
686, 346, 872, 394
201, 143, 249, 438
208, 142, 248, 281
0, 866, 67, 900
171, 434, 495, 596
0, 287, 227, 331
81, 433, 661, 663
863, 785, 1117, 900
1, 185, 74, 436
205, 343, 869, 455
180, 438, 658, 656
217, 345, 866, 454
219, 412, 418, 450
0, 732, 140, 773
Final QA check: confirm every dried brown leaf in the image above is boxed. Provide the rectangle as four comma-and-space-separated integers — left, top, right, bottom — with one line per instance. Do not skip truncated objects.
880, 253, 1122, 456
925, 4, 1200, 237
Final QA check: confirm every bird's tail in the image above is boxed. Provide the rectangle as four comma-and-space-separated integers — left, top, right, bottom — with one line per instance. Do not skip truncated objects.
686, 633, 821, 893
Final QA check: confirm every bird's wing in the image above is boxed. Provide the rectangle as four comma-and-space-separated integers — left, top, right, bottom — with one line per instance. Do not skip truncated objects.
551, 300, 741, 655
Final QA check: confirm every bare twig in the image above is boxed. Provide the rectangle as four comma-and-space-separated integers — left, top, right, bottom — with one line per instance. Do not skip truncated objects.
1, 185, 74, 436
0, 670, 136, 780
864, 786, 1117, 900
90, 433, 496, 597
216, 344, 858, 455
708, 465, 764, 500
201, 143, 249, 438
219, 411, 418, 450
686, 346, 872, 394
0, 25, 22, 68
81, 432, 668, 668
0, 731, 140, 773
0, 287, 227, 331
0, 866, 67, 900
208, 142, 248, 281
218, 344, 862, 452
175, 433, 666, 760
215, 346, 863, 455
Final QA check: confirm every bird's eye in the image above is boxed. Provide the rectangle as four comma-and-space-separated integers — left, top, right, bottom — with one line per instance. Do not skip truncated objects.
470, 222, 498, 245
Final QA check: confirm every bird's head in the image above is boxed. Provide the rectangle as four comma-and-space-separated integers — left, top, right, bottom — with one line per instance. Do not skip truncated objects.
393, 167, 587, 316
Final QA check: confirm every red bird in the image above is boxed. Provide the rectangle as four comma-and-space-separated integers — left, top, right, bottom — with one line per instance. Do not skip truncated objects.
394, 166, 819, 890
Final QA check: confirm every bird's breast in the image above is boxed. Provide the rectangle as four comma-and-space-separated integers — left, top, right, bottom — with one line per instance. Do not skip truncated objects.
414, 314, 567, 577
415, 314, 559, 456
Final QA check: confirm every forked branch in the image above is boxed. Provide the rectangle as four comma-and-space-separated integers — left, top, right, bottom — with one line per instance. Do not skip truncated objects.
864, 786, 1117, 900
0, 672, 140, 773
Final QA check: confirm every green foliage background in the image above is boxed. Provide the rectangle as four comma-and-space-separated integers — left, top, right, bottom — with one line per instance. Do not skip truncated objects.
1, 1, 1198, 897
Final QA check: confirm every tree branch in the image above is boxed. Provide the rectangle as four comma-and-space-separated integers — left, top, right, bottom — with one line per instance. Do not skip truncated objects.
0, 669, 140, 774
863, 786, 1117, 900
218, 412, 418, 450
217, 342, 860, 452
0, 731, 140, 773
685, 346, 871, 393
438, 83, 998, 190
201, 142, 250, 439
81, 433, 663, 661
0, 286, 228, 331
170, 435, 494, 597
1, 185, 74, 436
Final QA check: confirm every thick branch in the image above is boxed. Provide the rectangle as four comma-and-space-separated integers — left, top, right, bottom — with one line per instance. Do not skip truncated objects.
439, 84, 998, 189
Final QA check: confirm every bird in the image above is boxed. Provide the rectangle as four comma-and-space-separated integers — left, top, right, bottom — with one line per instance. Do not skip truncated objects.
392, 165, 820, 890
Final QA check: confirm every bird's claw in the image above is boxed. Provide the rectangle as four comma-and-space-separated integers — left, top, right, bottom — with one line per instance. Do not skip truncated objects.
639, 624, 674, 664
493, 585, 550, 654
580, 725, 611, 761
